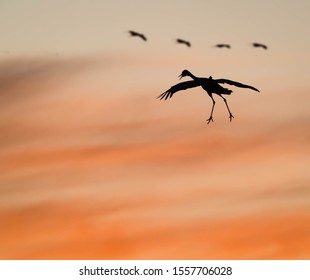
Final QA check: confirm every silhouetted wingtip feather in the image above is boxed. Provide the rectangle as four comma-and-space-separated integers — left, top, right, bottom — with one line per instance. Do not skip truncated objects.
157, 93, 163, 99
242, 85, 260, 92
247, 86, 260, 92
157, 91, 169, 100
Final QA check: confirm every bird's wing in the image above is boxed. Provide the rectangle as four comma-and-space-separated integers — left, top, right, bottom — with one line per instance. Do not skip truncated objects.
141, 34, 147, 41
157, 80, 200, 100
215, 79, 260, 92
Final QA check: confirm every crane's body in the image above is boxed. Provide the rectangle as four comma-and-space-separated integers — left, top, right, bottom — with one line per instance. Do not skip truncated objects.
158, 70, 259, 123
198, 77, 233, 96
176, 38, 191, 47
128, 30, 147, 41
252, 42, 267, 49
215, 44, 231, 49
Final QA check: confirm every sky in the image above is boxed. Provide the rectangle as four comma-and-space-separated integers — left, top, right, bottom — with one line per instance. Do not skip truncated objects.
0, 0, 309, 259
1, 0, 310, 52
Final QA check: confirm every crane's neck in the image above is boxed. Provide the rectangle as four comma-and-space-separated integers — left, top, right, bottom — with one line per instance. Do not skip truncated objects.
187, 71, 198, 80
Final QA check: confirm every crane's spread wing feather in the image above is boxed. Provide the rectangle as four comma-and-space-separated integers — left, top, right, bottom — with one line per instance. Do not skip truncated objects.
157, 80, 200, 100
215, 79, 260, 92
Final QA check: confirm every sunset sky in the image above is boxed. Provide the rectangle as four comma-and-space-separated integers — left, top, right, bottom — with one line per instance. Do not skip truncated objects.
0, 0, 309, 259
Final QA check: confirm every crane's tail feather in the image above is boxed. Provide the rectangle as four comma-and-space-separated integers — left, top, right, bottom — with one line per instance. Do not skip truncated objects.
222, 89, 233, 95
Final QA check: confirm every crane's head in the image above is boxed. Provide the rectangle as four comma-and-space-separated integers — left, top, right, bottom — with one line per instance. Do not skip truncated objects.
178, 69, 191, 79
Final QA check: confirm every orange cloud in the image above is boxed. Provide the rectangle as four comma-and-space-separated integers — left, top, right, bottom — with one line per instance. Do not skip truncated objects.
0, 55, 309, 259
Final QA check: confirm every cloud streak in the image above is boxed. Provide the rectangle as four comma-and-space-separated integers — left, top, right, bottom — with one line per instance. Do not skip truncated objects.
0, 54, 309, 259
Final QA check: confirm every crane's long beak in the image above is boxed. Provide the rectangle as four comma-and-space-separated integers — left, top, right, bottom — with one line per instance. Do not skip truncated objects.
178, 74, 183, 80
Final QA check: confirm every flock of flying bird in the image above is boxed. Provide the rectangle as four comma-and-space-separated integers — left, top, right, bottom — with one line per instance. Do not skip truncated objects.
127, 30, 264, 123
127, 30, 268, 49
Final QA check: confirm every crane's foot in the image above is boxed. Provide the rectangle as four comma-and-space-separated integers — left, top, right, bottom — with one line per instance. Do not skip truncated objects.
229, 113, 234, 122
206, 116, 214, 124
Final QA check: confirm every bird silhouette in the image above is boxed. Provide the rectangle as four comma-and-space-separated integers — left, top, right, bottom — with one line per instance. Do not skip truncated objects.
128, 30, 147, 41
252, 42, 267, 49
215, 44, 231, 49
158, 70, 260, 123
176, 38, 191, 47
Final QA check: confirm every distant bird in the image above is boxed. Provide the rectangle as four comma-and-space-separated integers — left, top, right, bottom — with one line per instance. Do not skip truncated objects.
176, 38, 191, 47
215, 44, 231, 49
252, 42, 268, 49
158, 70, 259, 123
128, 30, 147, 41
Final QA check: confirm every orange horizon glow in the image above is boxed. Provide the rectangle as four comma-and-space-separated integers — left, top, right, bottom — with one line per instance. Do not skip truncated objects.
0, 54, 309, 259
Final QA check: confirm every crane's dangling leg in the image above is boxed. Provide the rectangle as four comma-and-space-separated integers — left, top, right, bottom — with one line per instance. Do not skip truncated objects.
220, 95, 234, 122
206, 95, 215, 124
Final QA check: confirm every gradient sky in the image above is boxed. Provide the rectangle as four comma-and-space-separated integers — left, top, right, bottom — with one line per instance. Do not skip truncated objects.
1, 0, 309, 89
1, 0, 310, 52
0, 0, 309, 259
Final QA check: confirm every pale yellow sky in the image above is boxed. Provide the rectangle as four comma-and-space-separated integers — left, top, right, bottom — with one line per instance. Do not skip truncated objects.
1, 0, 309, 53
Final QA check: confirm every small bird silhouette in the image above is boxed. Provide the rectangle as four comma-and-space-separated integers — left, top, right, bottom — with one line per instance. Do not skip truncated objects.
128, 30, 147, 41
252, 42, 267, 49
176, 38, 191, 47
215, 44, 231, 49
158, 70, 260, 123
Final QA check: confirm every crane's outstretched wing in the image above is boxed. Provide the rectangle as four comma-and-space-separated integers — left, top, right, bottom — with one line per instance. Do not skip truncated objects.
140, 34, 147, 41
215, 79, 260, 92
157, 80, 200, 100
